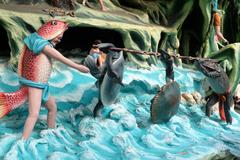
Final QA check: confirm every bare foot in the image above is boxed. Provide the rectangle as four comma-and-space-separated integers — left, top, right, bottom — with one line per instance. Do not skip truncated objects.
101, 7, 107, 11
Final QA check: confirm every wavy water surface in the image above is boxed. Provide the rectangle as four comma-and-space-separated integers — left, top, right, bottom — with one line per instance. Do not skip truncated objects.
0, 60, 240, 160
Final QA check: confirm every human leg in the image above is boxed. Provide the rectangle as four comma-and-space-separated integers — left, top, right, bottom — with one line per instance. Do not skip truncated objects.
98, 0, 106, 11
22, 87, 42, 139
44, 96, 57, 128
82, 0, 87, 5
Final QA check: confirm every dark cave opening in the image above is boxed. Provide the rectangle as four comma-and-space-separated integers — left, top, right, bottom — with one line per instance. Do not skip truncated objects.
224, 0, 238, 43
179, 2, 204, 62
0, 25, 11, 58
55, 26, 125, 57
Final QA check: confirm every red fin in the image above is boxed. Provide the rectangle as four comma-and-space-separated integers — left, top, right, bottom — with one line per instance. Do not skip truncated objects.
0, 93, 11, 118
0, 88, 28, 119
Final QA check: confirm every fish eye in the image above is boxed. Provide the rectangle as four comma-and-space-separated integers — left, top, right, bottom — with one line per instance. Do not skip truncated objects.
51, 20, 57, 25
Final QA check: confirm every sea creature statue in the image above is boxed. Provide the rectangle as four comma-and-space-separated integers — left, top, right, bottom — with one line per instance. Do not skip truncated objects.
150, 81, 181, 123
100, 50, 124, 106
195, 60, 232, 124
0, 20, 69, 118
84, 43, 124, 117
150, 50, 181, 124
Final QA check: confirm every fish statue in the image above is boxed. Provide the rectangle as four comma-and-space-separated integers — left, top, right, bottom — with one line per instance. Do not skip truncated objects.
0, 20, 68, 118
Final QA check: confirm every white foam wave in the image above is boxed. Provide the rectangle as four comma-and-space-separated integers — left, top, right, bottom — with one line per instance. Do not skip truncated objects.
49, 70, 73, 88
56, 84, 94, 102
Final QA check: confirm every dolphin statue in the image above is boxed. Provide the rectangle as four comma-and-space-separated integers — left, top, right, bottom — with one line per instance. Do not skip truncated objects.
84, 43, 124, 117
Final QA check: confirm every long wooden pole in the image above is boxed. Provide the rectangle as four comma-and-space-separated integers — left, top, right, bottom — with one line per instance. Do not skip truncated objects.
108, 47, 218, 63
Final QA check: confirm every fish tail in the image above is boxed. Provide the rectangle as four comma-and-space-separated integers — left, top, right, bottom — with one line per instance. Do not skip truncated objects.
0, 87, 28, 118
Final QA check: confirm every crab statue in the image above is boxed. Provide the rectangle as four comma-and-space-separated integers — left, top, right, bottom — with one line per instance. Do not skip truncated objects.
195, 60, 232, 124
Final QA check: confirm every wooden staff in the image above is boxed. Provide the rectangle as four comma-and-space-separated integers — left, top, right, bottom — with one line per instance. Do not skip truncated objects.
108, 47, 218, 63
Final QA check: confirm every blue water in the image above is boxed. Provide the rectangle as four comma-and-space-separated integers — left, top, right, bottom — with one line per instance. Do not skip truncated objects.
0, 59, 240, 160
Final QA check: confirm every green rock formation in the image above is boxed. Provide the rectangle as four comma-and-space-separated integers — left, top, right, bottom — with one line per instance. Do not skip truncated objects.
207, 43, 240, 94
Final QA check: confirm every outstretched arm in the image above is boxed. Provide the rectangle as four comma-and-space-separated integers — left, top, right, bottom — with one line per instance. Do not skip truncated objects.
215, 26, 228, 43
42, 45, 90, 73
213, 12, 228, 43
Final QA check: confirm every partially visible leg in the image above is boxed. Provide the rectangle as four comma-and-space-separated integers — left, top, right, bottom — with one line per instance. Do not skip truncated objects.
82, 0, 87, 6
223, 94, 232, 124
98, 0, 106, 11
22, 87, 42, 140
218, 98, 226, 121
44, 96, 57, 128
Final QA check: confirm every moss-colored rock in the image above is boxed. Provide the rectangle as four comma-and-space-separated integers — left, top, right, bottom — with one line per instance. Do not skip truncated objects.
0, 2, 173, 69
207, 43, 240, 94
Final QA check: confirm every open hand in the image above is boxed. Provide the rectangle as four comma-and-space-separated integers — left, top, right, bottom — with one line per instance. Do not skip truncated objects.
77, 65, 90, 73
